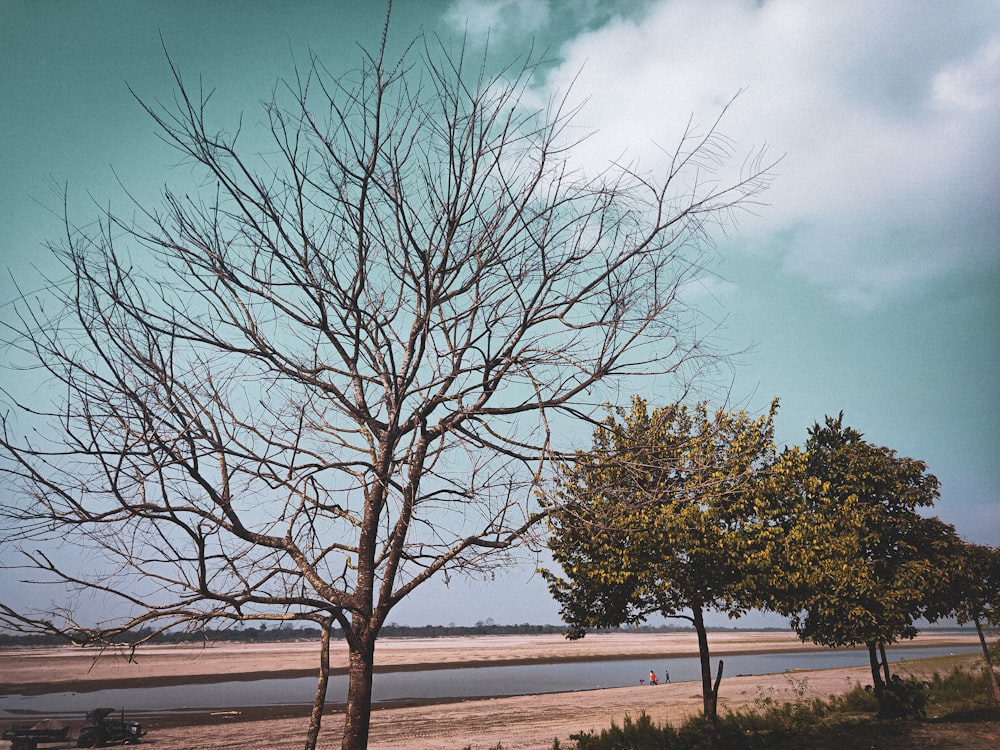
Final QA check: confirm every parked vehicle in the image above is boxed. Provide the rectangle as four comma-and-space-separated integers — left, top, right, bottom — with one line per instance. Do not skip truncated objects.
76, 708, 143, 747
2, 722, 70, 750
3, 708, 143, 749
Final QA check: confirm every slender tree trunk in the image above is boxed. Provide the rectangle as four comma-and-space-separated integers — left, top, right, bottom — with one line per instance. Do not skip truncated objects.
692, 606, 718, 750
713, 659, 725, 705
342, 631, 376, 750
878, 641, 891, 685
304, 617, 334, 750
975, 618, 1000, 704
867, 641, 885, 694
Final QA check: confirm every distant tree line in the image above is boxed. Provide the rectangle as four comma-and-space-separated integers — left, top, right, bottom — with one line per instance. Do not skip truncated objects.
3, 619, 821, 648
0, 621, 576, 647
1, 618, 974, 649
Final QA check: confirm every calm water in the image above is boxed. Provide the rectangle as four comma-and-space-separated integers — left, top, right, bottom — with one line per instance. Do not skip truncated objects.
0, 645, 979, 720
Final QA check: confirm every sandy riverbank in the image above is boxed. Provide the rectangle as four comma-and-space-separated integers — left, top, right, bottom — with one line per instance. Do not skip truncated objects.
0, 631, 985, 749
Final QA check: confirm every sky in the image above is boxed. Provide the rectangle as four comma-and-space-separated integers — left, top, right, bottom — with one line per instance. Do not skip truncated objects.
1, 0, 997, 629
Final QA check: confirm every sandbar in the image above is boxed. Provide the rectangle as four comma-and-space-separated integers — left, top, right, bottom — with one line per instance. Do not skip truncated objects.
0, 630, 985, 749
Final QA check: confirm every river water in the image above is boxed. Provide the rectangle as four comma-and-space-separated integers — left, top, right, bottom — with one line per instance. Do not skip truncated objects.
0, 645, 979, 720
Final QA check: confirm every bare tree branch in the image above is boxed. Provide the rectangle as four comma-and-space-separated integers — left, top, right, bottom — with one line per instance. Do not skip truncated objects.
0, 29, 775, 750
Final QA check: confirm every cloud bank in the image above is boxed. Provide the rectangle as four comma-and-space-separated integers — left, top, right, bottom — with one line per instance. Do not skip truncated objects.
448, 0, 1000, 310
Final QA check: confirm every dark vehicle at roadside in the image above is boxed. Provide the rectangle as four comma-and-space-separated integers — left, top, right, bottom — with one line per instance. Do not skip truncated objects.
2, 722, 70, 750
3, 708, 143, 749
76, 708, 143, 747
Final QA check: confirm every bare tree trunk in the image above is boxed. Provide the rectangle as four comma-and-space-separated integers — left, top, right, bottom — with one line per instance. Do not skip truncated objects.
879, 641, 891, 685
713, 659, 725, 703
304, 617, 334, 750
867, 641, 885, 694
975, 618, 1000, 704
692, 606, 718, 750
342, 635, 375, 750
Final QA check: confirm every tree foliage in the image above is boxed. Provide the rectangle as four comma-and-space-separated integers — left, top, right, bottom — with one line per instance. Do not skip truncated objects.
0, 19, 774, 750
543, 398, 781, 745
953, 542, 1000, 702
954, 543, 1000, 630
773, 413, 963, 693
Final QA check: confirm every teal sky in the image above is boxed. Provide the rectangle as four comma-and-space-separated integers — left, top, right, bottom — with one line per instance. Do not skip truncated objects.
1, 1, 997, 627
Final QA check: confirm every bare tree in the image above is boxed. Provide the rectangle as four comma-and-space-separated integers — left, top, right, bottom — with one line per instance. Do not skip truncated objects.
0, 20, 774, 750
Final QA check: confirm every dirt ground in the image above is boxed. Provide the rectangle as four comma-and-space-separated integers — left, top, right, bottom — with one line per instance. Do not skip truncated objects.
1, 631, 994, 749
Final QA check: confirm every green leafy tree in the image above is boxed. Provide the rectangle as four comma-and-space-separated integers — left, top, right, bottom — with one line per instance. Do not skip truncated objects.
775, 414, 963, 694
953, 543, 1000, 702
543, 398, 781, 747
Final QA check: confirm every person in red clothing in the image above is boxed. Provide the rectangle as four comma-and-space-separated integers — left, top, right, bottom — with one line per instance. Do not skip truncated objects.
649, 669, 658, 685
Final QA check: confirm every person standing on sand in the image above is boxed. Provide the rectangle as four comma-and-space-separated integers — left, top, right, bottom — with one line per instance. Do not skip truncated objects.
649, 669, 658, 685
664, 669, 670, 683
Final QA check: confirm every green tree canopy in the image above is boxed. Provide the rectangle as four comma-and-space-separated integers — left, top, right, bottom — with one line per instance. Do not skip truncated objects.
774, 413, 963, 692
954, 543, 1000, 630
543, 398, 780, 745
953, 542, 1000, 701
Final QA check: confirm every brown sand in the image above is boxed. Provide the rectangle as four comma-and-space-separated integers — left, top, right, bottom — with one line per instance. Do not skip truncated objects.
0, 631, 985, 749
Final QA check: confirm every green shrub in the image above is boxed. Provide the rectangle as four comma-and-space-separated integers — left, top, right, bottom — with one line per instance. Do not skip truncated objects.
564, 705, 826, 750
876, 675, 927, 719
827, 682, 879, 714
924, 665, 992, 710
568, 711, 680, 750
741, 699, 825, 732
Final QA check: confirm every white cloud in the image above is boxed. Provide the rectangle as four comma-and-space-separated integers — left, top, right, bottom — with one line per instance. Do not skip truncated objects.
529, 0, 1000, 310
444, 0, 552, 43
933, 36, 1000, 113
